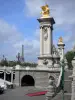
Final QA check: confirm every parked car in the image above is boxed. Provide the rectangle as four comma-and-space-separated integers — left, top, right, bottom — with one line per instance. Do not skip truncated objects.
0, 85, 5, 93
0, 79, 7, 94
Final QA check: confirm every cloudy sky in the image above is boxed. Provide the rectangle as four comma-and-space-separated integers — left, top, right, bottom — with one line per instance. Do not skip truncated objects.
0, 0, 75, 62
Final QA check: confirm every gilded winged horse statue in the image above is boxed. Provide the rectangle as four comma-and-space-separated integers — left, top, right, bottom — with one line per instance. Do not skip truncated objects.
41, 4, 50, 18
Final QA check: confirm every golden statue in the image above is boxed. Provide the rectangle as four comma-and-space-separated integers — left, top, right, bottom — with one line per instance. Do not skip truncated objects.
59, 37, 63, 43
41, 4, 50, 18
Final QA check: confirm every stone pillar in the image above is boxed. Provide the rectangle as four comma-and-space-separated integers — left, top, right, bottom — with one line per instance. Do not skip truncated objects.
46, 76, 55, 100
38, 18, 55, 56
40, 27, 43, 55
37, 17, 55, 66
4, 66, 6, 82
11, 70, 13, 83
57, 37, 65, 61
71, 57, 75, 100
64, 58, 68, 69
14, 65, 21, 86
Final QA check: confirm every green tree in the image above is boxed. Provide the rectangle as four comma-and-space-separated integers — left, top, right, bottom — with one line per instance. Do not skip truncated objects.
8, 61, 17, 66
0, 58, 8, 66
20, 62, 37, 67
65, 51, 75, 69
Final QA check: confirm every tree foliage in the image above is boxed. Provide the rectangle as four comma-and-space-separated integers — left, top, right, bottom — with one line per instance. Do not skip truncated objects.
0, 58, 8, 66
0, 60, 37, 67
65, 51, 75, 69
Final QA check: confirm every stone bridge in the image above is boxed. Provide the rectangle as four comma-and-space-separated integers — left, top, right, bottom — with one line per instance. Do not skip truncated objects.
0, 65, 60, 88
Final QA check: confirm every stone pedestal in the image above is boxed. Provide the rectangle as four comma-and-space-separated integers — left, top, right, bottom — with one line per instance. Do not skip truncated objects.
71, 81, 75, 100
46, 76, 55, 100
38, 56, 53, 67
71, 57, 75, 100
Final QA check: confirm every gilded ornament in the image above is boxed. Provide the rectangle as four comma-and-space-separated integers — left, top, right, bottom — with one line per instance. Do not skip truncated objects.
41, 4, 50, 18
59, 37, 63, 43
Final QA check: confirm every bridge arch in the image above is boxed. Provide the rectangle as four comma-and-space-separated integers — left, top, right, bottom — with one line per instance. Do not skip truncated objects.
21, 75, 35, 86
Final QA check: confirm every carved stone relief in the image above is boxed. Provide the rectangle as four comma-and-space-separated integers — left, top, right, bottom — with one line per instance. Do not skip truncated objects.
43, 27, 48, 40
43, 59, 48, 65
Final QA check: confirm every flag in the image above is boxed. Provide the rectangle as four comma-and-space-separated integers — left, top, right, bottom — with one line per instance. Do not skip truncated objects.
60, 60, 64, 90
60, 61, 64, 90
57, 60, 65, 90
56, 60, 65, 100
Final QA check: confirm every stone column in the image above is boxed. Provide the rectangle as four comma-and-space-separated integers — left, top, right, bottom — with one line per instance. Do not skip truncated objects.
48, 26, 53, 55
46, 76, 55, 100
71, 57, 75, 100
40, 27, 43, 56
14, 65, 20, 86
4, 66, 6, 82
57, 37, 65, 61
38, 18, 55, 57
37, 17, 55, 66
11, 70, 13, 83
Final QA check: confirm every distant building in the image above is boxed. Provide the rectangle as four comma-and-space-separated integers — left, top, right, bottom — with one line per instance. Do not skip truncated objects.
21, 45, 25, 63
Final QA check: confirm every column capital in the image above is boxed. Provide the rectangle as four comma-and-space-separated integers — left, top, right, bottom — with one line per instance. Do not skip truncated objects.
37, 17, 55, 25
57, 43, 65, 47
40, 25, 53, 30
